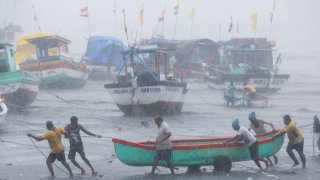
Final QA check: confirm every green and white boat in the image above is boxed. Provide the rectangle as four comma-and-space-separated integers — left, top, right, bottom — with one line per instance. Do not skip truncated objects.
0, 43, 39, 107
112, 130, 285, 172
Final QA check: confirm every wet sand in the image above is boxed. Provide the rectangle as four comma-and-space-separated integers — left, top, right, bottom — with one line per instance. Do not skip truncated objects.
1, 54, 320, 180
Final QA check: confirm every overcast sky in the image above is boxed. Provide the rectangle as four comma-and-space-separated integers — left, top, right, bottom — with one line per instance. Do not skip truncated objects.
1, 0, 319, 56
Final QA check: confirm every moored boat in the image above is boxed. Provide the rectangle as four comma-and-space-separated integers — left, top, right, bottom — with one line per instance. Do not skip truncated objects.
226, 94, 268, 108
0, 43, 39, 108
16, 32, 89, 88
112, 130, 285, 171
104, 47, 188, 116
206, 38, 290, 92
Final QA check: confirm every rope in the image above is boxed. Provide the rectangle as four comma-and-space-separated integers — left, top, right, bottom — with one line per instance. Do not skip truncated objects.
0, 138, 47, 148
29, 137, 70, 176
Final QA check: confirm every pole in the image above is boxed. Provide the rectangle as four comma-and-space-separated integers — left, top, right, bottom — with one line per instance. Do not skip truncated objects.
161, 19, 165, 36
218, 23, 221, 41
86, 2, 91, 36
155, 21, 159, 37
173, 12, 178, 39
189, 17, 194, 40
114, 0, 117, 36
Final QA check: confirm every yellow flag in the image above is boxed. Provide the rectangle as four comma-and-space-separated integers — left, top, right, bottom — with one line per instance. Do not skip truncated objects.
187, 8, 195, 21
251, 12, 257, 30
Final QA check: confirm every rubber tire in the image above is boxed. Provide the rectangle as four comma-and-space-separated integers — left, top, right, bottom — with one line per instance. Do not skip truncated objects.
213, 155, 232, 173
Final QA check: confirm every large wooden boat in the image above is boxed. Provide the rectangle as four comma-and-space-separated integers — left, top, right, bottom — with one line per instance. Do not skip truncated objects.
104, 47, 188, 116
112, 130, 285, 171
0, 43, 39, 108
16, 32, 89, 88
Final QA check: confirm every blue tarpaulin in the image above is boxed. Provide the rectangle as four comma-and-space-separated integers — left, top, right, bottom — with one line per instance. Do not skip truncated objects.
83, 36, 125, 67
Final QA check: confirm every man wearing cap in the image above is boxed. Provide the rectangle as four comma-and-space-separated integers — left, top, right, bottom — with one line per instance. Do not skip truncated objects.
282, 115, 306, 168
27, 121, 73, 178
224, 119, 269, 171
248, 112, 278, 166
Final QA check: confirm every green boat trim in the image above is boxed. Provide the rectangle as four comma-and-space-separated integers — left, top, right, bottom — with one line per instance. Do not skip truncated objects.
112, 130, 285, 167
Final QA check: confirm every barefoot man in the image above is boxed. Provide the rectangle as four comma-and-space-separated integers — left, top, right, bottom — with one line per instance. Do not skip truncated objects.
224, 119, 269, 171
150, 115, 175, 176
27, 121, 73, 178
65, 116, 102, 176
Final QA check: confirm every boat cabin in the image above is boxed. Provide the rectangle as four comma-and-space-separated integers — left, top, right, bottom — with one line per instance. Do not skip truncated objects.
26, 35, 71, 62
115, 47, 174, 84
0, 43, 16, 73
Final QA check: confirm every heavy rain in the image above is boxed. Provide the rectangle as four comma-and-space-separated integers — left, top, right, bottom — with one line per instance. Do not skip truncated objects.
0, 0, 320, 179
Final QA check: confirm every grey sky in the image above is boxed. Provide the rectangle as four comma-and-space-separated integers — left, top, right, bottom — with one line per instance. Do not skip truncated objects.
1, 0, 319, 56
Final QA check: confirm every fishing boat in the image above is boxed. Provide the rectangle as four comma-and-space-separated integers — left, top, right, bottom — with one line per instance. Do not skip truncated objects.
16, 32, 89, 88
104, 47, 188, 116
0, 43, 39, 107
205, 38, 290, 92
82, 36, 124, 80
112, 130, 285, 172
225, 94, 268, 108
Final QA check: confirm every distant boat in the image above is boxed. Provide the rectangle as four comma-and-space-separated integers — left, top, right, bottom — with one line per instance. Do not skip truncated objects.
104, 47, 188, 116
0, 43, 39, 108
16, 32, 89, 88
82, 36, 125, 80
205, 38, 290, 92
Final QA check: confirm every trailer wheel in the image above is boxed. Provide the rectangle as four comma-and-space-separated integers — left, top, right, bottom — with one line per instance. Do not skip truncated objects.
213, 155, 232, 173
187, 165, 201, 173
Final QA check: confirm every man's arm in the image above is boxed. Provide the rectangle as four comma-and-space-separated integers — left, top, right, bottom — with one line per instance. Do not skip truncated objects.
156, 132, 171, 145
26, 133, 44, 141
79, 124, 102, 138
223, 135, 240, 144
64, 126, 69, 138
261, 120, 275, 131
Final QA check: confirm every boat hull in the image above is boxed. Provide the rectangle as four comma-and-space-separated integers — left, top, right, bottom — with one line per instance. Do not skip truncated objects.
0, 71, 39, 107
20, 59, 89, 88
206, 74, 290, 92
105, 82, 187, 115
230, 94, 268, 108
112, 130, 285, 167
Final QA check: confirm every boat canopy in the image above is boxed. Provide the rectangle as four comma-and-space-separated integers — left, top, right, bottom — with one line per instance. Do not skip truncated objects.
83, 36, 125, 67
15, 32, 71, 64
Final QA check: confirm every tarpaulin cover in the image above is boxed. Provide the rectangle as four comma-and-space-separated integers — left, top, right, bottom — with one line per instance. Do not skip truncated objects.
83, 36, 125, 67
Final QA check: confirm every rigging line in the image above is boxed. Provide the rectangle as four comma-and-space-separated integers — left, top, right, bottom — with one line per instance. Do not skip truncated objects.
29, 137, 70, 176
6, 118, 43, 132
0, 138, 47, 149
6, 117, 46, 129
189, 89, 215, 106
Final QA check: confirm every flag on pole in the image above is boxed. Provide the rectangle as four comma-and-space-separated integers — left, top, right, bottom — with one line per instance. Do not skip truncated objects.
174, 4, 179, 15
270, 12, 274, 23
33, 14, 38, 21
139, 9, 144, 26
273, 0, 276, 10
80, 6, 89, 17
158, 9, 165, 21
251, 12, 257, 30
228, 16, 233, 32
187, 8, 195, 21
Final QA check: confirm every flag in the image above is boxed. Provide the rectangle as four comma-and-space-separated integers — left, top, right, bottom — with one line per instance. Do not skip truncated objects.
139, 9, 144, 26
187, 8, 195, 21
158, 9, 165, 21
273, 0, 276, 10
80, 6, 88, 17
33, 14, 38, 21
270, 12, 274, 23
174, 4, 179, 15
237, 21, 239, 35
251, 12, 257, 30
228, 16, 233, 32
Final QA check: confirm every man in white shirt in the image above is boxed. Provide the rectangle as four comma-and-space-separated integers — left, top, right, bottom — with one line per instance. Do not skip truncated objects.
224, 119, 269, 171
150, 115, 174, 176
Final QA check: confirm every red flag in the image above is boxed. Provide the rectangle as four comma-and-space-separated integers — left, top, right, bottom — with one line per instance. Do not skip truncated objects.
158, 9, 165, 21
139, 9, 144, 26
80, 6, 88, 17
33, 14, 38, 21
174, 4, 179, 15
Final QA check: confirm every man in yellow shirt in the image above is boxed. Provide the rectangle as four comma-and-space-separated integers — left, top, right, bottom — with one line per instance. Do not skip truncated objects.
243, 82, 257, 99
282, 115, 306, 168
27, 121, 73, 178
